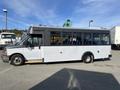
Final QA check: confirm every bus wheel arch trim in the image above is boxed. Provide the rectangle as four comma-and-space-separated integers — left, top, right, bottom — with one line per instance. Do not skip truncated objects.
82, 52, 94, 63
10, 53, 25, 66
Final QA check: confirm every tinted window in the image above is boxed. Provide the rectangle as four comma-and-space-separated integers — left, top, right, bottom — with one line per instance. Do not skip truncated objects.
62, 32, 73, 45
72, 32, 82, 45
83, 33, 92, 45
50, 32, 62, 45
93, 33, 110, 45
93, 33, 101, 45
50, 31, 110, 46
24, 35, 43, 47
101, 34, 110, 45
50, 32, 82, 46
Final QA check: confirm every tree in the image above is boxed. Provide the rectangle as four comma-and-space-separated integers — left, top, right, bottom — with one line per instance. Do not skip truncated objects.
11, 29, 23, 37
63, 19, 72, 27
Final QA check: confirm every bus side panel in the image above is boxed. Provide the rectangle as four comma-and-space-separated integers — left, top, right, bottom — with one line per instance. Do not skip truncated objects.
94, 45, 111, 59
7, 47, 42, 60
41, 46, 83, 62
41, 46, 111, 62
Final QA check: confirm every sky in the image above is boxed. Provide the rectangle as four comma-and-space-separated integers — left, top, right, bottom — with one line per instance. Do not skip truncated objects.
0, 0, 120, 30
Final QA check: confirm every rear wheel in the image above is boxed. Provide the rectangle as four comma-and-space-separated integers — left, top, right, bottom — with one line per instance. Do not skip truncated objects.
82, 54, 94, 63
10, 54, 25, 66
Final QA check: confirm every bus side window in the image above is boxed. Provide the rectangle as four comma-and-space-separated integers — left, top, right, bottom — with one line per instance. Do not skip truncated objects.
26, 35, 43, 47
50, 31, 62, 45
73, 32, 82, 45
62, 32, 73, 45
32, 37, 43, 46
93, 33, 110, 45
32, 37, 39, 46
83, 33, 92, 45
101, 34, 110, 45
93, 33, 101, 45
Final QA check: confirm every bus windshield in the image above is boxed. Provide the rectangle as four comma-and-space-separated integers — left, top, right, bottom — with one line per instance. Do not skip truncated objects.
14, 34, 29, 46
1, 34, 16, 39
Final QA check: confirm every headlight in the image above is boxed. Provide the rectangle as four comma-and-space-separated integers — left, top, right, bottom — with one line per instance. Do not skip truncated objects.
5, 41, 12, 44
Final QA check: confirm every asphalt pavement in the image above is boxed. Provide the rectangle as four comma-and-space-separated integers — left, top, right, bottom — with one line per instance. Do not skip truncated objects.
0, 50, 120, 90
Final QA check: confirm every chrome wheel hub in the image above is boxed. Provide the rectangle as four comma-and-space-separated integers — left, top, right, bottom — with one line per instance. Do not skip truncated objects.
13, 57, 22, 65
86, 56, 91, 62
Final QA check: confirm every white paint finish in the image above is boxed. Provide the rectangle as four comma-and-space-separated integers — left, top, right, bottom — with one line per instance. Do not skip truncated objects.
41, 46, 111, 62
7, 47, 42, 60
111, 26, 120, 44
6, 46, 111, 62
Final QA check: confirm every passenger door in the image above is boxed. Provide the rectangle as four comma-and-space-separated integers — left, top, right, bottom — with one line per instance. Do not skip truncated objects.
23, 34, 43, 60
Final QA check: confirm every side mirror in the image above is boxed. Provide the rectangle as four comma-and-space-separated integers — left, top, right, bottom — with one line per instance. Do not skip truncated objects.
29, 43, 34, 48
23, 41, 34, 47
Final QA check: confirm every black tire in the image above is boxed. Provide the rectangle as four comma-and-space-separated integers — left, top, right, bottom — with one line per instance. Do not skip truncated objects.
82, 54, 94, 63
10, 54, 25, 66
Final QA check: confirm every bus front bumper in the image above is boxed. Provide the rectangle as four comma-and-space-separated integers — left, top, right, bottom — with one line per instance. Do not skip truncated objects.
1, 52, 9, 63
0, 45, 6, 49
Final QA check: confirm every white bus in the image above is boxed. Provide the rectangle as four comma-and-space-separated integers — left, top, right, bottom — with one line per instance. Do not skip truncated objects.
0, 32, 16, 49
1, 26, 111, 66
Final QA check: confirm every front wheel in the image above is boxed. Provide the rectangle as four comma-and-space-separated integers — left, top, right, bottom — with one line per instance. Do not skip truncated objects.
10, 54, 25, 66
82, 54, 94, 63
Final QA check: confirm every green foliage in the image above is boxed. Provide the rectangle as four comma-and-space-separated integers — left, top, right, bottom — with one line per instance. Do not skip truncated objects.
11, 29, 23, 37
63, 19, 72, 27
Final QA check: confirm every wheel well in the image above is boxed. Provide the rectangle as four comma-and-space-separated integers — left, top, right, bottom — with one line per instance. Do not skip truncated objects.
82, 52, 94, 60
9, 53, 25, 61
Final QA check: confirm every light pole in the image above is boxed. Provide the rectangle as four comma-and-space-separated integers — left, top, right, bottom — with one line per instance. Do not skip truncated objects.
89, 20, 93, 27
3, 9, 8, 31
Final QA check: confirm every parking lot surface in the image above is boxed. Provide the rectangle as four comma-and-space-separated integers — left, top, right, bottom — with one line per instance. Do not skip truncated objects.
0, 50, 120, 90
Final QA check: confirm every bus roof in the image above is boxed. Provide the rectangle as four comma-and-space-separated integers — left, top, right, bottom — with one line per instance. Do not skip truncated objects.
29, 26, 110, 34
